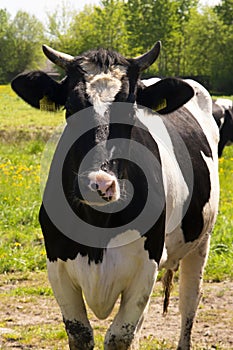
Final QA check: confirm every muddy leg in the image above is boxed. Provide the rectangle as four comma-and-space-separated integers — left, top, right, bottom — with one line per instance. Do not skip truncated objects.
177, 235, 210, 350
48, 261, 94, 350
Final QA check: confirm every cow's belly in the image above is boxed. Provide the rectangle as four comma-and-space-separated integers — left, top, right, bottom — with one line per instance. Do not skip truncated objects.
52, 234, 157, 319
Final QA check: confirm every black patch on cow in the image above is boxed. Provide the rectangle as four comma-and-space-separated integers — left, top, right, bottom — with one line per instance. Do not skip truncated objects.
75, 48, 129, 71
218, 108, 233, 157
161, 106, 212, 242
212, 101, 223, 127
177, 317, 193, 349
105, 323, 135, 349
39, 204, 105, 264
40, 120, 166, 265
137, 78, 194, 114
11, 71, 68, 109
63, 318, 94, 350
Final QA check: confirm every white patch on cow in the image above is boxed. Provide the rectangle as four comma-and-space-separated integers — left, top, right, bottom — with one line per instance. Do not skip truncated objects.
215, 98, 233, 110
184, 79, 219, 147
161, 148, 219, 271
107, 229, 141, 248
80, 62, 127, 115
48, 237, 157, 320
141, 77, 161, 86
159, 244, 168, 268
86, 73, 122, 115
219, 116, 225, 129
136, 108, 190, 235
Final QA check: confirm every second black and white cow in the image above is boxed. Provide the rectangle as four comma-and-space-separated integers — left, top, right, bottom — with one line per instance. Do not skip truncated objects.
212, 98, 233, 157
11, 42, 219, 350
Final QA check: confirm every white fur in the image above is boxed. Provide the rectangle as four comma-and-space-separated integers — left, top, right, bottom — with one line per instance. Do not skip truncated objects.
141, 77, 161, 86
81, 62, 127, 115
47, 236, 157, 321
136, 109, 190, 234
215, 98, 233, 110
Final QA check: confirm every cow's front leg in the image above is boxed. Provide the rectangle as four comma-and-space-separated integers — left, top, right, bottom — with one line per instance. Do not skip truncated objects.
104, 261, 157, 350
177, 234, 210, 350
47, 260, 94, 350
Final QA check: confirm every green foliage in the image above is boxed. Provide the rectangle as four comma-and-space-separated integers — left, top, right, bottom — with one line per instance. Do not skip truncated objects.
1, 0, 233, 93
0, 9, 45, 83
214, 0, 233, 25
51, 1, 129, 55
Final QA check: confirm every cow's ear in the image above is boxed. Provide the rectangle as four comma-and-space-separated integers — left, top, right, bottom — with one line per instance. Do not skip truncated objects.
11, 71, 67, 111
137, 78, 194, 114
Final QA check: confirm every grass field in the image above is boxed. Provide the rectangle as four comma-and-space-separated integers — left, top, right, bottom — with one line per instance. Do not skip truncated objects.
0, 85, 233, 349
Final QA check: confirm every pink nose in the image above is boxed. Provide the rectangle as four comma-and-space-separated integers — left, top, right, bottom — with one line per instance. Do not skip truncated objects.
88, 170, 120, 202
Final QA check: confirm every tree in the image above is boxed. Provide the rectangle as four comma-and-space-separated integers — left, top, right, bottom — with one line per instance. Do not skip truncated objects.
181, 5, 233, 93
215, 0, 233, 25
61, 1, 129, 56
0, 10, 45, 83
124, 0, 198, 76
213, 0, 233, 93
46, 0, 75, 51
0, 9, 9, 82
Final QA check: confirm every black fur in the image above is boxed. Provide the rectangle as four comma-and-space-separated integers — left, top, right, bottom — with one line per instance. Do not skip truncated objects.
212, 100, 233, 157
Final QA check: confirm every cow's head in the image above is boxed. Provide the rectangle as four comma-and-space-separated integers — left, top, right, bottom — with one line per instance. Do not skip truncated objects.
11, 42, 194, 207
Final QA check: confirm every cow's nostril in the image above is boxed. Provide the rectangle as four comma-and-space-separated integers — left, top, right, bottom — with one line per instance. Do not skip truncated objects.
90, 183, 99, 191
106, 181, 115, 193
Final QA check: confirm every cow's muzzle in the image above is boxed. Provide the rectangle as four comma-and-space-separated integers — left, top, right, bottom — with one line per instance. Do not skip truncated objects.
79, 170, 120, 206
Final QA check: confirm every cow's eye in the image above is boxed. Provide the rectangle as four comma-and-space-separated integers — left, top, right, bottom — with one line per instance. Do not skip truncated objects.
101, 161, 109, 172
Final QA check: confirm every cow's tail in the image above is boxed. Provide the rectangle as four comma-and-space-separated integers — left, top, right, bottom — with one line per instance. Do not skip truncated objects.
162, 269, 174, 315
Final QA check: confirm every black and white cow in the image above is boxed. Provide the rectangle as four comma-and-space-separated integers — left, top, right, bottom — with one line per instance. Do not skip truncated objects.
11, 42, 219, 350
212, 98, 233, 157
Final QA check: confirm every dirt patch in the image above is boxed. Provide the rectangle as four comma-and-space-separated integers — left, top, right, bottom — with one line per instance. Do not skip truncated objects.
0, 127, 54, 143
0, 273, 232, 349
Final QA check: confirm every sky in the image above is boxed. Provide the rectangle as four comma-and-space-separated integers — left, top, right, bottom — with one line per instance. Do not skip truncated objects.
1, 0, 221, 23
0, 0, 98, 22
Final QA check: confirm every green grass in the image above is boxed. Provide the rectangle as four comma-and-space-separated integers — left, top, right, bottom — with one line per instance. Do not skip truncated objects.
0, 85, 64, 129
0, 141, 46, 272
0, 86, 65, 273
205, 146, 233, 281
0, 85, 233, 281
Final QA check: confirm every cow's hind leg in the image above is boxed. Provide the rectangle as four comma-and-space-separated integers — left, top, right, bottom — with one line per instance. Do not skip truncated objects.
177, 234, 210, 350
47, 261, 94, 350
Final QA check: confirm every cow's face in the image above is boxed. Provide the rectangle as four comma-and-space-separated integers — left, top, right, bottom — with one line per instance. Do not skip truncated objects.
11, 42, 194, 207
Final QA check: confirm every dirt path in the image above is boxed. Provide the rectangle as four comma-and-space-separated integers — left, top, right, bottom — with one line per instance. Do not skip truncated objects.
0, 273, 233, 349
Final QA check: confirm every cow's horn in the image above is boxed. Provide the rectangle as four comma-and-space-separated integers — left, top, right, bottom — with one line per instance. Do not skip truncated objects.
134, 41, 161, 71
42, 45, 74, 69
